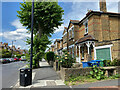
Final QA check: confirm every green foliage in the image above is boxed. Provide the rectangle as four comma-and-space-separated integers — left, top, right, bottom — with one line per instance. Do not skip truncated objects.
1, 49, 12, 58
108, 74, 120, 79
26, 34, 51, 68
103, 59, 120, 66
111, 59, 120, 66
18, 1, 64, 68
90, 65, 105, 80
58, 50, 75, 68
45, 51, 55, 62
25, 53, 30, 61
17, 1, 64, 36
103, 60, 111, 67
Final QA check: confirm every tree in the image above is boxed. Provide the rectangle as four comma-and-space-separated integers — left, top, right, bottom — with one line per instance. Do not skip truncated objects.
45, 51, 55, 63
26, 34, 51, 68
17, 1, 64, 37
1, 49, 12, 58
17, 1, 64, 68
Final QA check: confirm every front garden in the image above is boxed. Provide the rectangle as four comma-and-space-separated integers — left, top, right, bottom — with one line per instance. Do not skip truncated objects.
45, 50, 120, 86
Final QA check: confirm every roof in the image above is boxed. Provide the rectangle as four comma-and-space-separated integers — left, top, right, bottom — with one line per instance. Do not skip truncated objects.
67, 20, 79, 30
54, 39, 61, 44
64, 27, 67, 29
79, 10, 120, 25
62, 27, 67, 35
75, 35, 97, 44
70, 20, 79, 24
51, 45, 54, 47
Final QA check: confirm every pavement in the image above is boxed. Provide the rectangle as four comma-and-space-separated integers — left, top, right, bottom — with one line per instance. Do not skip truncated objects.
14, 59, 66, 88
13, 59, 120, 90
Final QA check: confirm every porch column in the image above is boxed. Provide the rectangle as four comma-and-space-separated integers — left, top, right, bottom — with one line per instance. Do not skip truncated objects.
76, 45, 77, 57
86, 42, 90, 54
92, 42, 96, 60
79, 45, 81, 63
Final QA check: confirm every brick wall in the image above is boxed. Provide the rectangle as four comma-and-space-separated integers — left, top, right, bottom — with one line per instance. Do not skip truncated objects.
60, 67, 92, 81
60, 66, 120, 81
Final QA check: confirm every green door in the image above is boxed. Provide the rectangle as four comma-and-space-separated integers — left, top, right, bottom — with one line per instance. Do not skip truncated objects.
96, 48, 111, 60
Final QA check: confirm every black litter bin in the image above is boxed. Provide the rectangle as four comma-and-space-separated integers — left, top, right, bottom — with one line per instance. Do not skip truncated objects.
20, 68, 32, 86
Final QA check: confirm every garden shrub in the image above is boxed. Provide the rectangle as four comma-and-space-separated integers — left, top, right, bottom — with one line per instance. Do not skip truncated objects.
58, 50, 75, 68
45, 51, 55, 62
111, 58, 120, 66
103, 60, 111, 66
103, 59, 120, 66
90, 65, 105, 80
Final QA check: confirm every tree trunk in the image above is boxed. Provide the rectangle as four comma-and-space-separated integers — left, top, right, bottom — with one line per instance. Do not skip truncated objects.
38, 24, 43, 38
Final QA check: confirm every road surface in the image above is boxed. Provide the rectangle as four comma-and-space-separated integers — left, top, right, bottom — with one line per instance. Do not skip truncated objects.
1, 61, 28, 88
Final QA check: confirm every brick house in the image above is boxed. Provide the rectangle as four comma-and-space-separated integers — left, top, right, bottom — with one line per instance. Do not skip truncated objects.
62, 27, 68, 50
74, 0, 120, 63
54, 39, 61, 55
50, 45, 54, 52
67, 20, 79, 59
58, 38, 63, 56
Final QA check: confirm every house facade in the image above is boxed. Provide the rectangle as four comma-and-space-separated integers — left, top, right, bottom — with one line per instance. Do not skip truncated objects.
75, 1, 120, 63
54, 39, 60, 55
62, 27, 68, 50
50, 45, 54, 52
52, 0, 120, 63
67, 20, 79, 59
58, 38, 63, 56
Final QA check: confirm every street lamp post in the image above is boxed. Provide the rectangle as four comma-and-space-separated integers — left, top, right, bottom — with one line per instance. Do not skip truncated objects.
11, 40, 16, 58
30, 0, 34, 70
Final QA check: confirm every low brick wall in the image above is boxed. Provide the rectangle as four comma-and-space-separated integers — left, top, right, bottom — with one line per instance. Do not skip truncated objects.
116, 66, 120, 74
60, 66, 120, 81
60, 67, 92, 81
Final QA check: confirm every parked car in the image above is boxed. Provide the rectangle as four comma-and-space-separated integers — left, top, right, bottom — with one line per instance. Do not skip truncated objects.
0, 58, 7, 64
21, 59, 27, 61
0, 58, 3, 64
9, 58, 14, 62
5, 58, 10, 63
14, 57, 19, 61
19, 58, 21, 61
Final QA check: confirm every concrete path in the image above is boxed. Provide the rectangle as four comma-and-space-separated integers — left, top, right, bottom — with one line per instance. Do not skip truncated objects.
18, 60, 65, 88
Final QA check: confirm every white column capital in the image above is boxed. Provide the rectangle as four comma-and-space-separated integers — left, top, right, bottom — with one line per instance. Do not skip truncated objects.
79, 44, 81, 48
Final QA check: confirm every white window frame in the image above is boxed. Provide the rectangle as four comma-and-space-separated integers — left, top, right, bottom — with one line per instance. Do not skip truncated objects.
72, 46, 74, 58
94, 44, 113, 61
69, 30, 71, 39
72, 27, 74, 38
83, 19, 88, 34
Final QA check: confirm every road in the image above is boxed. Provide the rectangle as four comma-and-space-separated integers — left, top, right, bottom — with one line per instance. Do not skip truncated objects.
1, 61, 28, 88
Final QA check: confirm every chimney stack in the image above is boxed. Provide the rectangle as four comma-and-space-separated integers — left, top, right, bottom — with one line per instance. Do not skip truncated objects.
99, 0, 107, 12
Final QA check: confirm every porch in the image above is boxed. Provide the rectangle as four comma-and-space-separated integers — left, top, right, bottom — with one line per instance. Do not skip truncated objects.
75, 35, 97, 63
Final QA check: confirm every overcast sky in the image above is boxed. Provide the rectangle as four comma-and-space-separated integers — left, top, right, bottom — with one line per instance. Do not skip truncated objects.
0, 0, 119, 50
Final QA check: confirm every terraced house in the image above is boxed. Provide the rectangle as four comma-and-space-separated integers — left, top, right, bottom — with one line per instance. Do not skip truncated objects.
75, 0, 120, 63
62, 27, 68, 50
53, 0, 120, 64
67, 20, 79, 59
54, 39, 60, 55
57, 38, 63, 56
50, 45, 54, 52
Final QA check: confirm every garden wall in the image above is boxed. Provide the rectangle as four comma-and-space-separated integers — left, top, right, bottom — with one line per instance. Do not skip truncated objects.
60, 66, 120, 81
116, 66, 120, 74
60, 67, 92, 81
